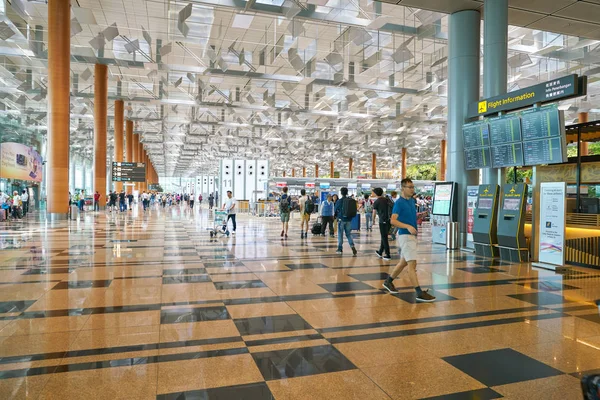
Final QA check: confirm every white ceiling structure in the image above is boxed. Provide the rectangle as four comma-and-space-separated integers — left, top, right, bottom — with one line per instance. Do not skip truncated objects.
1, 0, 600, 177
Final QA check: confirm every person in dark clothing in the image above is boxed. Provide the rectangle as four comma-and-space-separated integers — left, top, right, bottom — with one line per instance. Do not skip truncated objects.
334, 187, 357, 256
208, 193, 214, 210
119, 191, 126, 212
109, 191, 118, 212
127, 192, 134, 210
372, 187, 392, 260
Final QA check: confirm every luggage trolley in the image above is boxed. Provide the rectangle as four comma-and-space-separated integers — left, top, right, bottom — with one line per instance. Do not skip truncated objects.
209, 210, 230, 238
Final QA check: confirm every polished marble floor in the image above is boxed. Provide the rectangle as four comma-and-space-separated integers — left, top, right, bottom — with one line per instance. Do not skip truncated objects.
0, 204, 599, 399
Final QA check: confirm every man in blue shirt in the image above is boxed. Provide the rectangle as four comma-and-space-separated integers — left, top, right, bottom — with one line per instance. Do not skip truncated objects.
383, 178, 435, 302
334, 187, 357, 256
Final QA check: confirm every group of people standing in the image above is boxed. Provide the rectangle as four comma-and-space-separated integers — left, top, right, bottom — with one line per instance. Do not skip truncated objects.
0, 189, 30, 220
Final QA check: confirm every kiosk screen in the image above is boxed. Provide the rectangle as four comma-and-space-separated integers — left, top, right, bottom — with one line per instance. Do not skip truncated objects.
503, 198, 521, 211
432, 184, 453, 215
478, 198, 493, 209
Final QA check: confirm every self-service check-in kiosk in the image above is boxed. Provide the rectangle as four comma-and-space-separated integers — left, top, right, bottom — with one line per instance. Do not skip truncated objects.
431, 182, 458, 245
497, 183, 529, 262
473, 184, 500, 258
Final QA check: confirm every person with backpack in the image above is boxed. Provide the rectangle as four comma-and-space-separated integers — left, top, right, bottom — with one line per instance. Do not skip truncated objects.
383, 178, 435, 302
334, 187, 357, 255
372, 188, 392, 260
298, 189, 314, 239
320, 194, 335, 237
279, 187, 291, 239
362, 193, 374, 232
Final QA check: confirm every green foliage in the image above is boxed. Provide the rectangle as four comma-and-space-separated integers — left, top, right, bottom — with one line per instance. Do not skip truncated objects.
567, 142, 600, 157
505, 167, 532, 184
406, 163, 437, 181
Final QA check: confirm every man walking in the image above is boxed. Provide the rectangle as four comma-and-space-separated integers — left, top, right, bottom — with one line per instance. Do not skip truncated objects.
320, 195, 335, 237
372, 188, 392, 260
223, 190, 237, 235
21, 189, 29, 217
279, 187, 291, 239
382, 179, 435, 302
119, 190, 126, 212
334, 187, 357, 255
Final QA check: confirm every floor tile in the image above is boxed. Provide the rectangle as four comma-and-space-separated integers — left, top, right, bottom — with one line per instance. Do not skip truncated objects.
160, 306, 231, 324
157, 382, 274, 400
515, 281, 579, 292
267, 370, 391, 400
491, 374, 581, 400
508, 292, 572, 306
443, 348, 564, 387
226, 302, 296, 319
318, 282, 376, 292
234, 314, 313, 336
252, 344, 356, 380
458, 267, 503, 274
214, 280, 267, 290
420, 388, 503, 400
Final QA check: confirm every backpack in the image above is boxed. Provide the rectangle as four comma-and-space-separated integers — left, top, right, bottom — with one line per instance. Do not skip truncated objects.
381, 197, 394, 222
365, 200, 374, 214
304, 197, 315, 214
343, 197, 357, 219
279, 195, 291, 213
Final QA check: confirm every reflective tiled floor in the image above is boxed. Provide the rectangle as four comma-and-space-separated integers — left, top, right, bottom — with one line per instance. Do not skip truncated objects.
1, 205, 599, 399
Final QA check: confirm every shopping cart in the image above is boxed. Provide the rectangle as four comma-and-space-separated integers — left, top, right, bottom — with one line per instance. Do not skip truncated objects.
209, 210, 230, 238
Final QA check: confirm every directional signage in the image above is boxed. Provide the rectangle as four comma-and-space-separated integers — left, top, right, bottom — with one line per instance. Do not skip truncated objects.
469, 74, 586, 118
112, 162, 146, 182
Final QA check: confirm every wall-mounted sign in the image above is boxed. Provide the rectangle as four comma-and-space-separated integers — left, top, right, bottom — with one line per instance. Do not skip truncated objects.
469, 74, 585, 118
305, 182, 315, 188
319, 182, 330, 189
275, 182, 287, 188
112, 162, 146, 182
0, 142, 43, 182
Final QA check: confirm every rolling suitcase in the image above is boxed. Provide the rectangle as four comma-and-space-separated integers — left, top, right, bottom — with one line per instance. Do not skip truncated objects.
69, 205, 79, 220
581, 374, 600, 399
351, 214, 361, 231
311, 219, 322, 235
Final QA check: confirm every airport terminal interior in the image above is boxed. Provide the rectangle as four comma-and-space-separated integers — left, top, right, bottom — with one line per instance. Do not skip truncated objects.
1, 0, 600, 399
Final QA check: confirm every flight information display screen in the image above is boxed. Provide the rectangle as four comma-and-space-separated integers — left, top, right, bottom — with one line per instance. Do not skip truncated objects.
523, 137, 565, 166
521, 107, 562, 141
462, 121, 490, 148
465, 147, 491, 170
489, 115, 522, 145
491, 143, 524, 168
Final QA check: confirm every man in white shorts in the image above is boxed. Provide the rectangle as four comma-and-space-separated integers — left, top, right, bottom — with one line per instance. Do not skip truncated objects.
382, 178, 435, 302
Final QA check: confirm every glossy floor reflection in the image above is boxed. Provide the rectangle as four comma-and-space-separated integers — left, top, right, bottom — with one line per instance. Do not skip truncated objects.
0, 204, 599, 399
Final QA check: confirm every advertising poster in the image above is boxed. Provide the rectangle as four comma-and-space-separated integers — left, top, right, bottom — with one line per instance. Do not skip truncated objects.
538, 182, 566, 268
466, 186, 479, 246
0, 142, 43, 182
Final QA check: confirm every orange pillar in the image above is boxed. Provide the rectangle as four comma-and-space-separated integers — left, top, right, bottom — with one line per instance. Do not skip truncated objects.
93, 64, 108, 207
371, 153, 377, 179
132, 134, 139, 191
440, 140, 447, 181
292, 169, 296, 177
302, 167, 306, 177
47, 0, 71, 215
114, 100, 124, 192
579, 112, 589, 156
330, 161, 334, 177
283, 170, 286, 177
315, 164, 319, 178
125, 120, 133, 193
138, 142, 144, 191
349, 158, 353, 178
401, 147, 407, 179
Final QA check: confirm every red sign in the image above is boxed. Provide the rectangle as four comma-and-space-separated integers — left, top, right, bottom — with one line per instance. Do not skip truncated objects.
305, 182, 315, 188
276, 182, 287, 188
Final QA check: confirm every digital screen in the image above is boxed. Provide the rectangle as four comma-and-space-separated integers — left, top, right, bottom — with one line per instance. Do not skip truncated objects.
478, 198, 493, 209
465, 147, 491, 170
360, 183, 371, 189
319, 182, 330, 189
503, 198, 521, 211
387, 184, 396, 190
348, 183, 358, 189
521, 107, 562, 141
523, 137, 565, 166
491, 143, 524, 168
489, 115, 522, 145
432, 183, 453, 216
462, 121, 490, 149
112, 162, 146, 182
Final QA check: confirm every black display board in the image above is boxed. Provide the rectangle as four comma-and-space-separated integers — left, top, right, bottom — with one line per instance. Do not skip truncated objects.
465, 147, 491, 170
521, 107, 562, 140
112, 162, 146, 182
523, 137, 565, 166
462, 121, 490, 149
489, 115, 522, 145
491, 143, 524, 168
